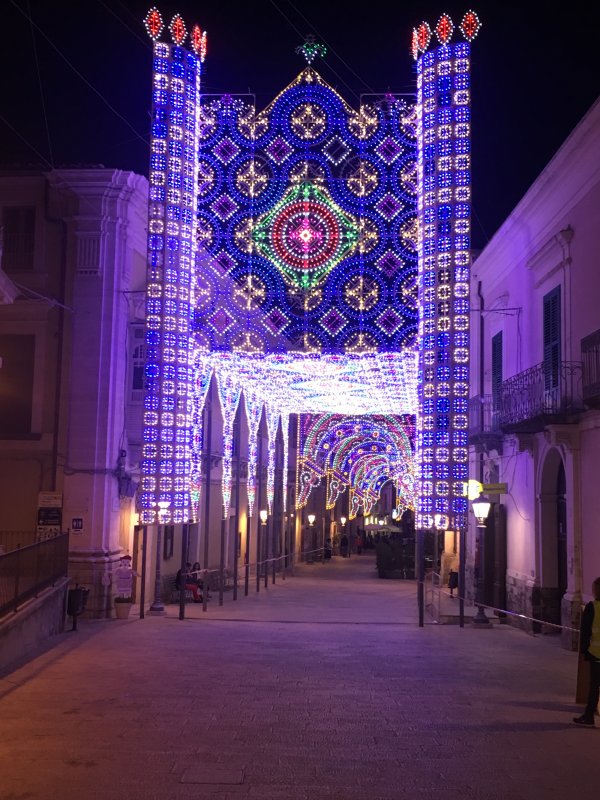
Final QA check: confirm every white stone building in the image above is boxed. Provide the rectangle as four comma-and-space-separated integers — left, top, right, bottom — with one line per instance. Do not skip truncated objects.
468, 95, 600, 645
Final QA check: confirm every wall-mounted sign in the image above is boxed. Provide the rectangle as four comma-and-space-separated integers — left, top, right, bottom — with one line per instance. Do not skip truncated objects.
482, 483, 508, 494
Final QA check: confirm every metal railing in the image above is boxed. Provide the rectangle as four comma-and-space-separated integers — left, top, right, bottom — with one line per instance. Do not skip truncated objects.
582, 328, 600, 406
469, 394, 501, 435
0, 530, 37, 554
498, 361, 583, 430
424, 570, 442, 622
0, 532, 70, 617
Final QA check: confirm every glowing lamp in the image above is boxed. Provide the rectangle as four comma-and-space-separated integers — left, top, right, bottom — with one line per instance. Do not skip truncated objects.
472, 498, 491, 528
308, 514, 316, 526
340, 516, 347, 526
260, 509, 268, 524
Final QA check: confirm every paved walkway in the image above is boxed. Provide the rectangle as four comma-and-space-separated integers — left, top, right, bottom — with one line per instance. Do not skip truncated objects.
0, 554, 595, 800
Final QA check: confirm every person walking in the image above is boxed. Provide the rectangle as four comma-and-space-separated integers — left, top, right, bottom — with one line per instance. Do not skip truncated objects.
573, 576, 600, 727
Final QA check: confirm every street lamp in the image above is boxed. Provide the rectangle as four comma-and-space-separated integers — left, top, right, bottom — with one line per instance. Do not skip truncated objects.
339, 515, 348, 557
307, 513, 315, 562
149, 500, 169, 615
472, 497, 492, 625
256, 508, 269, 592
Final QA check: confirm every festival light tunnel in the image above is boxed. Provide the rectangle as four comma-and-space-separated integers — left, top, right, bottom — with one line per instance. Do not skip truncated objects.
139, 7, 481, 617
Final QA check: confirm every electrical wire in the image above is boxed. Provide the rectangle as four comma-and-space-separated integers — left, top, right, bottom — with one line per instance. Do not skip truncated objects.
9, 0, 147, 145
26, 0, 54, 167
270, 0, 381, 101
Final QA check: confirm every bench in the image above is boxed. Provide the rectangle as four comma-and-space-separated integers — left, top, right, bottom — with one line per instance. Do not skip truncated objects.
163, 575, 195, 604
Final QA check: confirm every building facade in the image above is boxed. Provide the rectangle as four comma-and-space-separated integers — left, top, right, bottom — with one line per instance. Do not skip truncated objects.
0, 169, 148, 615
468, 96, 600, 645
0, 168, 301, 616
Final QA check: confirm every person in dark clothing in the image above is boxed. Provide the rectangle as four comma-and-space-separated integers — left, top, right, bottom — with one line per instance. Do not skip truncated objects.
448, 569, 459, 598
573, 576, 600, 727
175, 562, 203, 602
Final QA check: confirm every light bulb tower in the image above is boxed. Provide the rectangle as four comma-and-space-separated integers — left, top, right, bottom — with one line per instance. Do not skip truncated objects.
413, 12, 481, 627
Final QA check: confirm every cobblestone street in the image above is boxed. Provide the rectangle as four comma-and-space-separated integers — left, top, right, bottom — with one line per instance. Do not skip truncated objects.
0, 554, 594, 800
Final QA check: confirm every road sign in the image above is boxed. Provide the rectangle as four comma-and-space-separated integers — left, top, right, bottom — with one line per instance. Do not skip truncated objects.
482, 483, 507, 494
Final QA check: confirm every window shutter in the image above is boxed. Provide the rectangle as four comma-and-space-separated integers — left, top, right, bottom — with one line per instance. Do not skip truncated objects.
2, 207, 35, 271
491, 332, 502, 403
543, 287, 561, 390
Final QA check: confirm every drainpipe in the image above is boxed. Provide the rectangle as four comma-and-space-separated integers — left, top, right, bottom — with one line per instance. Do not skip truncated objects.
44, 174, 69, 491
476, 279, 485, 483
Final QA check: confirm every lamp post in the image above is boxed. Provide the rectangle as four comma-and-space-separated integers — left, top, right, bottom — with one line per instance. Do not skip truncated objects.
340, 515, 347, 557
472, 497, 492, 625
149, 501, 169, 615
307, 513, 315, 562
259, 509, 267, 591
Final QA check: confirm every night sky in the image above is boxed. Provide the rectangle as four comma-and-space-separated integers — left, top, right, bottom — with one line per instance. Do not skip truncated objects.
2, 0, 599, 250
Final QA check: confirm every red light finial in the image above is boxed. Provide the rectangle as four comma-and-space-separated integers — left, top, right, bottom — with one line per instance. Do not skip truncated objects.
144, 7, 163, 40
169, 14, 187, 46
190, 24, 202, 54
416, 21, 432, 52
460, 10, 481, 41
410, 28, 419, 61
200, 30, 208, 63
435, 13, 454, 44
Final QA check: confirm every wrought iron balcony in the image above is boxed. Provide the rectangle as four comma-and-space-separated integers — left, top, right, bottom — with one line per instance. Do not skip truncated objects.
468, 395, 503, 451
498, 361, 583, 433
582, 329, 600, 408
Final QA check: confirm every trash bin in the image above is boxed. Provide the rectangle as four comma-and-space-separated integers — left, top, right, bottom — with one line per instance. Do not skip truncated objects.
67, 585, 89, 631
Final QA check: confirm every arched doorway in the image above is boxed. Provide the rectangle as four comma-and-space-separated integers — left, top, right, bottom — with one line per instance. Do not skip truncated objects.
538, 448, 568, 627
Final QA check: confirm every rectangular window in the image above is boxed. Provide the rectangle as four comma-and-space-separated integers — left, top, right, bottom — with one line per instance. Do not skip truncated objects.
0, 334, 35, 436
491, 331, 502, 402
543, 286, 561, 390
130, 326, 146, 400
2, 207, 35, 272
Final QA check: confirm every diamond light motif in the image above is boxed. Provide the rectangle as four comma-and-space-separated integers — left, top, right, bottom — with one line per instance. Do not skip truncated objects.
253, 182, 359, 290
169, 14, 187, 45
144, 7, 163, 40
460, 10, 481, 41
416, 21, 432, 51
435, 13, 454, 44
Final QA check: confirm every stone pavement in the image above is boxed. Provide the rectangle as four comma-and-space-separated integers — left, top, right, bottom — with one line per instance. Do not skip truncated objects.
0, 553, 595, 800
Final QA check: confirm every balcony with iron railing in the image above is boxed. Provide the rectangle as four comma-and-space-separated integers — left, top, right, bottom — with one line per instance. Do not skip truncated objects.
582, 329, 600, 408
468, 394, 503, 452
497, 361, 583, 433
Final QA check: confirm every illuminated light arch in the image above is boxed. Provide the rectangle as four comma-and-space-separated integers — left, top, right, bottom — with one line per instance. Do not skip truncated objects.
297, 414, 415, 518
140, 9, 479, 527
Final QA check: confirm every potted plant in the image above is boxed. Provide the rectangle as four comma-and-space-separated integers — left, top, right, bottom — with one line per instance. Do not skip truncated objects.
114, 595, 133, 619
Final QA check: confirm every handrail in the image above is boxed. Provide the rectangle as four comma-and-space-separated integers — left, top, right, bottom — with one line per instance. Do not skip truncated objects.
0, 533, 70, 617
498, 360, 583, 427
424, 571, 442, 623
425, 576, 579, 636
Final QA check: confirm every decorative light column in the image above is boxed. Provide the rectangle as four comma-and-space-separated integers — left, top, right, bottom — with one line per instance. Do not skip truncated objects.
140, 8, 206, 527
413, 11, 481, 626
